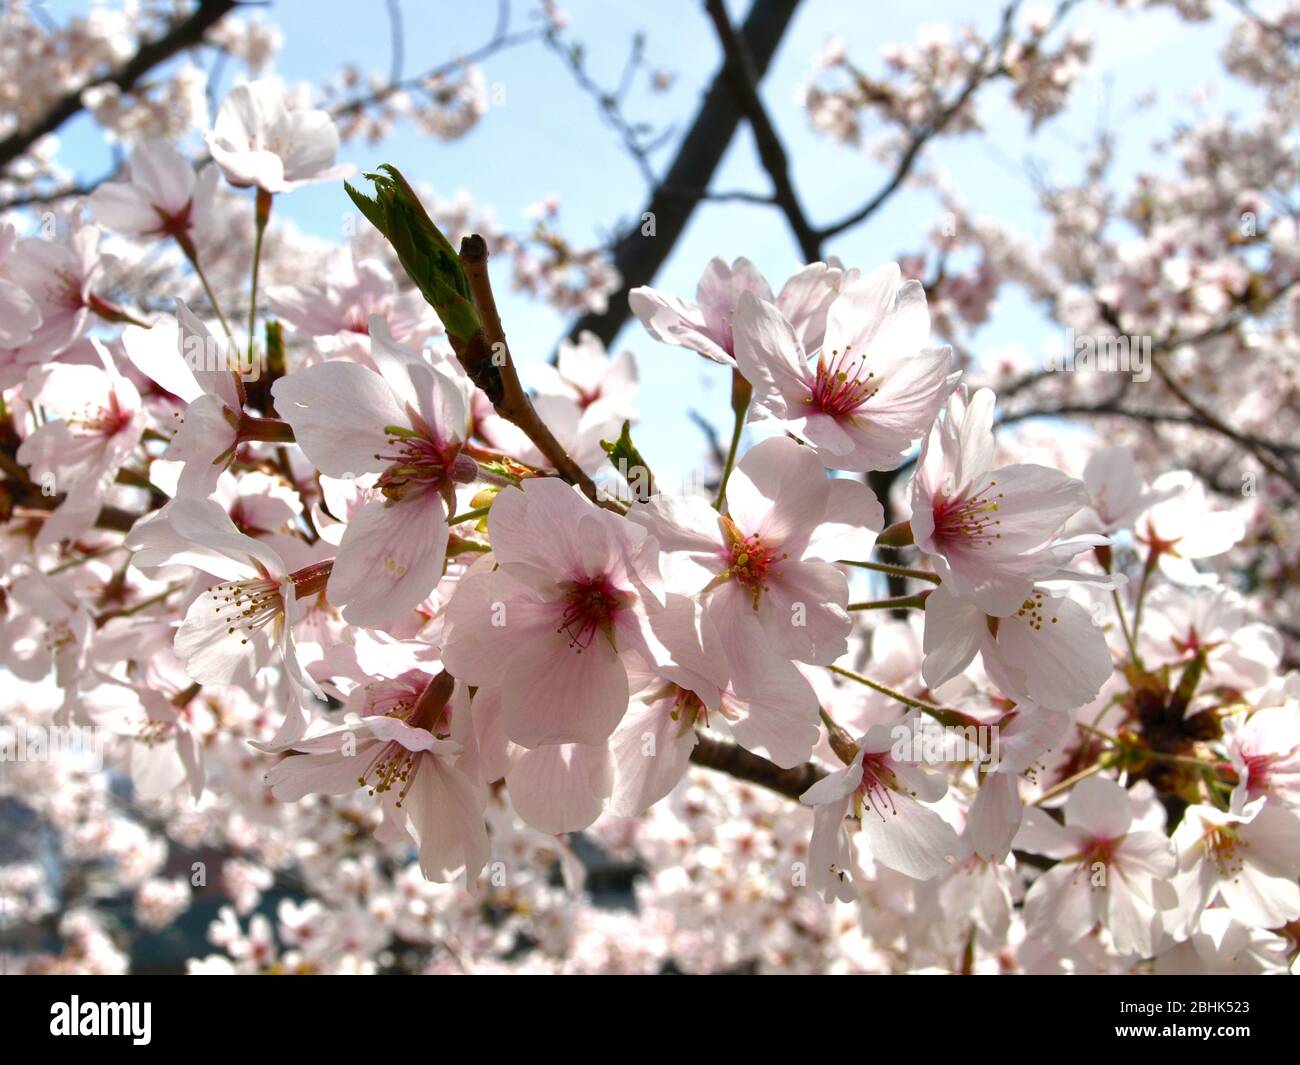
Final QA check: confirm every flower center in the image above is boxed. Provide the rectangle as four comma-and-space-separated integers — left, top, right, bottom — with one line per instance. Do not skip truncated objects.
1241, 747, 1295, 802
69, 392, 132, 438
808, 343, 878, 418
557, 576, 625, 651
721, 516, 783, 607
374, 425, 467, 502
855, 753, 907, 821
342, 306, 371, 334
42, 619, 76, 657
358, 743, 418, 805
1013, 589, 1060, 631
932, 480, 1004, 547
51, 267, 84, 310
1204, 826, 1246, 879
1136, 518, 1184, 558
211, 577, 284, 645
151, 199, 195, 242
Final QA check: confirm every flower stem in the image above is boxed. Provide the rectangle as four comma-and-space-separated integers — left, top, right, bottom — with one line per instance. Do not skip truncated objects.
247, 188, 273, 366
1030, 760, 1105, 806
185, 246, 236, 344
838, 558, 942, 585
827, 664, 970, 727
713, 369, 751, 511
1076, 720, 1121, 745
456, 235, 621, 512
847, 592, 930, 611
1131, 550, 1156, 642
448, 505, 491, 526
94, 581, 186, 626
1111, 587, 1143, 670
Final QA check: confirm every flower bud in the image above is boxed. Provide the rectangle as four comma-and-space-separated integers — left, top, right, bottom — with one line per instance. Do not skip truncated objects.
345, 164, 482, 342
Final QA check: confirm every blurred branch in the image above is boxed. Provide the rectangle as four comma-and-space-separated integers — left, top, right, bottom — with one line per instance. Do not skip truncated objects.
543, 26, 665, 187
0, 0, 238, 174
386, 0, 405, 86
817, 0, 1035, 242
689, 733, 827, 801
328, 1, 541, 121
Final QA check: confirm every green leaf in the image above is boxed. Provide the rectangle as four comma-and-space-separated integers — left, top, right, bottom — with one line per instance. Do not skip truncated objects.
345, 165, 481, 342
600, 421, 655, 502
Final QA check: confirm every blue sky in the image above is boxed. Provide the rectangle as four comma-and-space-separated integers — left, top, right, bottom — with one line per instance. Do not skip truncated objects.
46, 0, 1257, 477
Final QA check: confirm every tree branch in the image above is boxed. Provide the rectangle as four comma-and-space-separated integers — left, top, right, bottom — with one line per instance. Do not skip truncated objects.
564, 0, 803, 348
458, 235, 617, 509
816, 0, 1033, 242
0, 0, 238, 174
704, 0, 822, 261
689, 733, 827, 801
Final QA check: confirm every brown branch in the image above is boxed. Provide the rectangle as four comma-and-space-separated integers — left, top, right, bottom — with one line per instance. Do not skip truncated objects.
543, 25, 662, 188
1084, 301, 1300, 492
689, 733, 828, 801
1147, 353, 1298, 491
328, 0, 541, 123
999, 398, 1300, 459
704, 0, 822, 261
817, 0, 1035, 242
0, 0, 238, 174
564, 0, 803, 348
458, 235, 617, 509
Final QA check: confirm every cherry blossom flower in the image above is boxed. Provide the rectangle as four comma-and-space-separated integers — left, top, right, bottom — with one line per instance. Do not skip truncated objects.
440, 477, 662, 749
265, 249, 437, 363
632, 436, 881, 677
733, 264, 959, 471
524, 329, 638, 423
1155, 908, 1293, 976
1140, 583, 1282, 697
1224, 703, 1300, 815
207, 80, 353, 193
81, 659, 208, 800
271, 317, 474, 626
628, 257, 850, 367
16, 341, 146, 546
266, 670, 489, 888
0, 223, 101, 372
503, 741, 614, 835
125, 497, 324, 746
1134, 470, 1247, 585
0, 224, 41, 350
459, 685, 615, 835
599, 592, 824, 815
1015, 777, 1176, 957
0, 569, 92, 688
121, 303, 245, 498
639, 591, 822, 769
911, 387, 1096, 616
1069, 445, 1177, 535
88, 141, 217, 254
965, 705, 1070, 861
801, 714, 961, 896
921, 581, 1112, 712
1170, 802, 1300, 931
5, 1, 1299, 974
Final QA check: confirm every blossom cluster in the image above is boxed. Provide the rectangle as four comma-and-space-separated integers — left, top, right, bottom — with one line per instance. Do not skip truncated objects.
2, 5, 1297, 977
